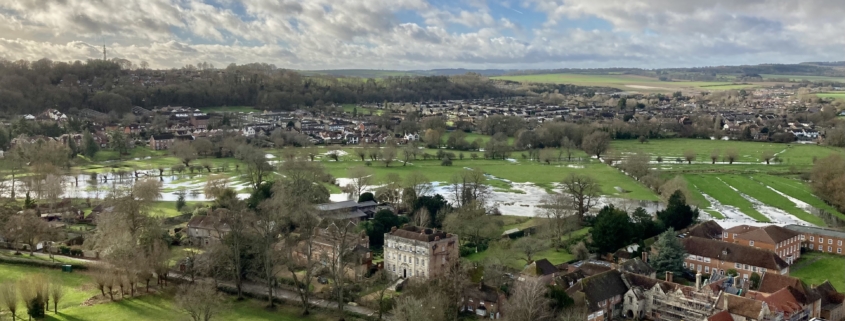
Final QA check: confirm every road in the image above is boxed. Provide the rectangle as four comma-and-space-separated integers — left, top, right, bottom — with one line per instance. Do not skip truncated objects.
168, 272, 384, 318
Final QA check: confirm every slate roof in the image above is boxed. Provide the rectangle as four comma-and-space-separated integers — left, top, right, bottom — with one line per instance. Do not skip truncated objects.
581, 270, 628, 312
682, 236, 789, 270
687, 220, 725, 240
735, 225, 800, 244
619, 258, 655, 276
719, 294, 765, 319
785, 224, 845, 240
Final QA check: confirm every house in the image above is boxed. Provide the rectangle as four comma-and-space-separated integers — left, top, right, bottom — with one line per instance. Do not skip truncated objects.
619, 257, 656, 278
756, 273, 822, 319
519, 258, 561, 285
685, 220, 725, 240
462, 282, 506, 319
722, 225, 802, 264
620, 271, 722, 321
785, 224, 845, 255
816, 281, 845, 321
149, 133, 175, 150
718, 293, 770, 321
190, 114, 209, 130
383, 225, 459, 279
307, 221, 372, 280
681, 236, 790, 278
577, 270, 628, 321
185, 215, 230, 247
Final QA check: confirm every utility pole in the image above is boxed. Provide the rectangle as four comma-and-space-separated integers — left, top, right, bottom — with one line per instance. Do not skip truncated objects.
103, 41, 107, 61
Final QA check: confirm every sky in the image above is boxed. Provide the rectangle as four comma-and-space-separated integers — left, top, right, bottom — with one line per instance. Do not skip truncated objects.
0, 0, 843, 70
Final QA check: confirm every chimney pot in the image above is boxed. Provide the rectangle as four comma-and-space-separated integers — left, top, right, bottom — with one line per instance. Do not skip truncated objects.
391, 226, 397, 232
642, 251, 648, 263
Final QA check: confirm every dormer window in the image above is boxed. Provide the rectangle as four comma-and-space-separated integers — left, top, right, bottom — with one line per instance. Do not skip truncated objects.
749, 241, 755, 246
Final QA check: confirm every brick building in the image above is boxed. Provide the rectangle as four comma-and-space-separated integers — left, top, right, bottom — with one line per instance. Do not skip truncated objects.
722, 225, 802, 264
785, 224, 845, 255
383, 226, 458, 279
461, 282, 506, 319
149, 133, 175, 150
682, 236, 790, 279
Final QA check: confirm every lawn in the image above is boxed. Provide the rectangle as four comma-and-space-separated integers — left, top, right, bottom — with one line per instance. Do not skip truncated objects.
760, 74, 845, 83
817, 92, 845, 100
150, 201, 208, 217
321, 157, 658, 201
750, 175, 845, 221
685, 174, 769, 222
464, 242, 575, 270
719, 175, 826, 226
790, 252, 845, 291
441, 132, 515, 146
0, 263, 343, 321
492, 73, 757, 92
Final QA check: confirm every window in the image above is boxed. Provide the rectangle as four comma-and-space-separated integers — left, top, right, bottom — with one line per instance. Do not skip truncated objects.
697, 265, 702, 272
744, 264, 749, 270
838, 248, 842, 254
801, 235, 805, 240
820, 238, 824, 243
839, 240, 842, 246
735, 263, 741, 268
829, 246, 833, 252
705, 266, 710, 273
683, 262, 687, 268
750, 241, 755, 246
752, 266, 757, 272
810, 244, 815, 250
723, 232, 728, 238
830, 239, 834, 245
811, 236, 815, 242
733, 234, 737, 239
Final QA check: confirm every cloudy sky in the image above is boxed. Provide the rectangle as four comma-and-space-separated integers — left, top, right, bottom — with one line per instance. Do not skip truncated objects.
0, 0, 843, 70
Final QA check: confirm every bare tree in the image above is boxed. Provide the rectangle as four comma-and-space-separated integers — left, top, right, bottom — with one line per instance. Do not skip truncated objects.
0, 282, 18, 320
321, 220, 361, 313
624, 152, 651, 180
368, 270, 398, 320
347, 166, 374, 200
762, 150, 775, 165
560, 137, 577, 161
282, 209, 321, 315
381, 146, 397, 167
504, 278, 552, 321
560, 173, 600, 222
405, 171, 432, 202
176, 282, 228, 321
540, 193, 576, 248
210, 207, 253, 300
203, 174, 230, 199
581, 131, 610, 158
725, 148, 739, 164
449, 168, 490, 207
683, 150, 696, 164
355, 148, 367, 161
710, 149, 720, 164
402, 145, 416, 166
392, 286, 448, 321
412, 207, 431, 228
512, 236, 550, 264
236, 145, 273, 190
5, 211, 52, 256
172, 141, 198, 166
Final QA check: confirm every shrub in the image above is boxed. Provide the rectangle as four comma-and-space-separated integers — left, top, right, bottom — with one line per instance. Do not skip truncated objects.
59, 246, 71, 255
441, 158, 453, 166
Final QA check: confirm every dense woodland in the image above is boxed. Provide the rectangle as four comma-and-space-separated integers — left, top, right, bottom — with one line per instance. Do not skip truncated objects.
0, 59, 515, 116
507, 63, 845, 78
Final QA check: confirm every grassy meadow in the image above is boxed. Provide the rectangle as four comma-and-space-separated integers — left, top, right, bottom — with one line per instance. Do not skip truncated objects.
0, 263, 342, 321
492, 73, 757, 93
791, 252, 845, 291
197, 106, 263, 113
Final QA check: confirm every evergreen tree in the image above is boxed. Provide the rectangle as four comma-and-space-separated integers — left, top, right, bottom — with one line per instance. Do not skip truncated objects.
590, 205, 632, 254
110, 130, 130, 158
0, 128, 9, 150
24, 192, 35, 209
650, 228, 686, 276
657, 190, 699, 230
82, 131, 99, 158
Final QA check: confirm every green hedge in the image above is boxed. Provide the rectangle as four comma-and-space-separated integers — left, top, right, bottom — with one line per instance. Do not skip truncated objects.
0, 255, 89, 270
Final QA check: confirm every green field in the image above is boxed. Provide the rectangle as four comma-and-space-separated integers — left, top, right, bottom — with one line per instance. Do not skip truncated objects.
791, 252, 845, 291
492, 73, 757, 92
761, 74, 845, 83
341, 104, 384, 116
0, 263, 341, 321
818, 92, 845, 100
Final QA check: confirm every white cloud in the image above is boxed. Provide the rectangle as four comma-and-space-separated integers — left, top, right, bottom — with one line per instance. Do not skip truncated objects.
0, 0, 841, 69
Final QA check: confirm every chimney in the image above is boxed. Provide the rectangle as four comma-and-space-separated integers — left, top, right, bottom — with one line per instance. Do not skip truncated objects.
391, 226, 397, 233
668, 271, 673, 283
434, 236, 440, 241
642, 251, 648, 263
696, 272, 702, 290
723, 294, 729, 310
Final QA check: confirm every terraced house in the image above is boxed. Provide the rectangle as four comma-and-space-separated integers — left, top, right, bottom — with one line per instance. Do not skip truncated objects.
682, 237, 790, 279
785, 224, 845, 255
722, 225, 802, 264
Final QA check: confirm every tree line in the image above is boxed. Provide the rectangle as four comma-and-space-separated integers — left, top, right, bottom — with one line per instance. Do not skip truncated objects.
0, 59, 516, 116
